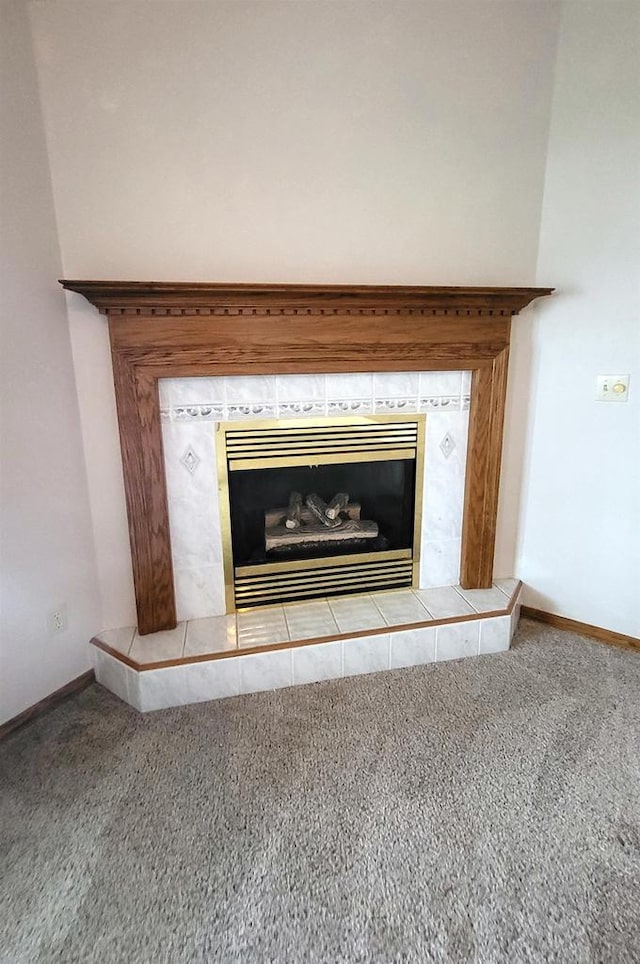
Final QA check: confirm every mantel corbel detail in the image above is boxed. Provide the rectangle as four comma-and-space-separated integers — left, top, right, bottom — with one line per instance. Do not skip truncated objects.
61, 280, 553, 635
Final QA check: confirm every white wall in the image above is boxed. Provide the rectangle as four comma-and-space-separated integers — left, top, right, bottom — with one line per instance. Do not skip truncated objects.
29, 0, 559, 629
517, 2, 640, 635
0, 2, 101, 722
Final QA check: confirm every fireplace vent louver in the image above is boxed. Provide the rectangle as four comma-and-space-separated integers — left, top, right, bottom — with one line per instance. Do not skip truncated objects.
224, 419, 420, 470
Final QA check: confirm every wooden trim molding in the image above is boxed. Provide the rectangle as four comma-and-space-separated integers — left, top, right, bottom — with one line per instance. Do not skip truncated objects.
521, 606, 640, 653
0, 670, 95, 741
61, 280, 552, 635
60, 281, 550, 316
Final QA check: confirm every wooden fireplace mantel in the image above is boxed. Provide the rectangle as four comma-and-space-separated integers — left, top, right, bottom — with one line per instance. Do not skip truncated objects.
61, 280, 553, 635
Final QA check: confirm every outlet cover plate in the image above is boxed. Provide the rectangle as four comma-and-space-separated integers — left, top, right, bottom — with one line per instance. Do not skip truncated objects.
48, 605, 68, 636
595, 374, 630, 402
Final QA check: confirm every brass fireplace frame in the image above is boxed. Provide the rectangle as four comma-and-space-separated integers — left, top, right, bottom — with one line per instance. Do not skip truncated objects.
216, 413, 426, 611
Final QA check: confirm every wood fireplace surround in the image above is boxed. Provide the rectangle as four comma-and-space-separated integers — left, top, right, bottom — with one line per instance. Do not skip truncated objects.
60, 281, 552, 635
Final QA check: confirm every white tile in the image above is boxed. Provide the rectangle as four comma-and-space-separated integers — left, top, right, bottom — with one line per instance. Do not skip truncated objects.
425, 411, 469, 481
436, 621, 480, 662
328, 594, 387, 634
419, 539, 462, 589
343, 634, 390, 677
510, 600, 522, 641
479, 615, 511, 655
237, 606, 289, 648
138, 658, 240, 711
283, 600, 338, 641
94, 648, 132, 704
130, 623, 187, 664
494, 578, 519, 600
454, 586, 510, 614
419, 371, 463, 397
414, 586, 475, 619
225, 375, 276, 403
158, 378, 172, 409
325, 373, 373, 400
126, 670, 142, 711
168, 496, 222, 569
95, 626, 135, 656
373, 372, 419, 398
372, 590, 432, 626
174, 566, 226, 621
293, 641, 343, 684
276, 374, 326, 401
185, 658, 240, 701
184, 615, 237, 656
169, 376, 226, 407
423, 475, 464, 539
163, 419, 217, 499
238, 649, 292, 694
390, 627, 436, 669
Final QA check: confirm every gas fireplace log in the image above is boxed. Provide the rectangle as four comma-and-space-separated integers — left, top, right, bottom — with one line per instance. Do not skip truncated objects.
285, 491, 302, 529
265, 519, 379, 552
306, 493, 342, 529
264, 503, 361, 528
325, 492, 349, 520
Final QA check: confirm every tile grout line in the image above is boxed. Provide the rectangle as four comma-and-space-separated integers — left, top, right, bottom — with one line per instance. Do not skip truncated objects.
370, 594, 391, 626
452, 584, 483, 613
181, 621, 189, 657
410, 589, 435, 621
126, 628, 136, 656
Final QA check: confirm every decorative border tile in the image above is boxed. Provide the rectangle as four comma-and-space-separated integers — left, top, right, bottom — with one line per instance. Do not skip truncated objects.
374, 397, 420, 413
226, 403, 277, 420
327, 398, 374, 416
174, 404, 225, 421
277, 401, 326, 418
159, 373, 469, 421
419, 395, 462, 411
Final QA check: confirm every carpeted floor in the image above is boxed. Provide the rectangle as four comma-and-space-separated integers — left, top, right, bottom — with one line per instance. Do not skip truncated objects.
1, 619, 639, 964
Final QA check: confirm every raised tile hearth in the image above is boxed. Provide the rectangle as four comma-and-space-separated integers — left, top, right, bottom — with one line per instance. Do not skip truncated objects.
91, 579, 522, 712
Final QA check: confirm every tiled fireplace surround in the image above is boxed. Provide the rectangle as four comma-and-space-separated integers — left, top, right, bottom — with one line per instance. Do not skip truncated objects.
63, 280, 551, 713
162, 370, 471, 620
91, 369, 523, 711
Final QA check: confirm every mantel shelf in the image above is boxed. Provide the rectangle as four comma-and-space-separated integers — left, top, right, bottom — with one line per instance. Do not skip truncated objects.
60, 280, 553, 317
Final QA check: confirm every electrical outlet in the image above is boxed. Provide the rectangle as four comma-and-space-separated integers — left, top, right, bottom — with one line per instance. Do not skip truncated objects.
48, 605, 67, 636
595, 374, 630, 402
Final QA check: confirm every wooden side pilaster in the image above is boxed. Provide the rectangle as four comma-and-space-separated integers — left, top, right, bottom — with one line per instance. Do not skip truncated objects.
111, 346, 176, 633
460, 347, 510, 588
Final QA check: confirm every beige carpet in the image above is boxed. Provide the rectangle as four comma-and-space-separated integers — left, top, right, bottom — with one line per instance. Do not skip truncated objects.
1, 618, 639, 963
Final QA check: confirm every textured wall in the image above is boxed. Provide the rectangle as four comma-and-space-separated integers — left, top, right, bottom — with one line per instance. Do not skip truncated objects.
517, 1, 640, 635
0, 1, 100, 722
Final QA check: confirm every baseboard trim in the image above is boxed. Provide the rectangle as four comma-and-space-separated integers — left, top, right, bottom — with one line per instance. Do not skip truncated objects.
521, 606, 640, 653
0, 670, 95, 741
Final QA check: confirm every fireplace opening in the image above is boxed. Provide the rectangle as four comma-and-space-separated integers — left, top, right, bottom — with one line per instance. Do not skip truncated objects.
217, 415, 425, 609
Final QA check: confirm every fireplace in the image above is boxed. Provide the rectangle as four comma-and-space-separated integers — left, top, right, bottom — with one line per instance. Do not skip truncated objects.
217, 414, 425, 608
59, 280, 553, 634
